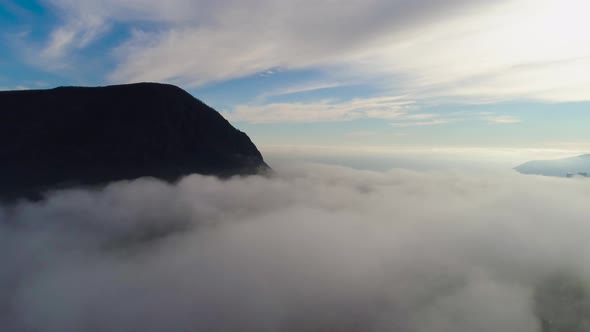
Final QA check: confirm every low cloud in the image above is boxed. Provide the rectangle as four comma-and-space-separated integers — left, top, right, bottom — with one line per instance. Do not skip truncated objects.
1, 163, 590, 331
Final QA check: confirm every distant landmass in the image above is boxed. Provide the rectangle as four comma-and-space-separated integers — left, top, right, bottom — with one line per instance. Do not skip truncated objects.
515, 154, 590, 178
0, 82, 270, 200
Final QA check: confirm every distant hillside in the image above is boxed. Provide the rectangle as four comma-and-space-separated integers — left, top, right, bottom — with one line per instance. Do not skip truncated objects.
0, 82, 270, 200
515, 154, 590, 177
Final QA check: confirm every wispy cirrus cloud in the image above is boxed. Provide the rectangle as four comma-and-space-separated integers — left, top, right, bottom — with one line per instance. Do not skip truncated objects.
256, 81, 351, 102
390, 119, 453, 127
223, 96, 416, 123
25, 0, 590, 104
485, 116, 522, 124
40, 16, 108, 62
225, 97, 524, 125
222, 96, 426, 123
388, 112, 522, 127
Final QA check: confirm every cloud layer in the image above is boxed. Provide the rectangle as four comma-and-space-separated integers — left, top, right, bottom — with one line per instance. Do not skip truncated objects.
36, 0, 590, 104
2, 163, 590, 331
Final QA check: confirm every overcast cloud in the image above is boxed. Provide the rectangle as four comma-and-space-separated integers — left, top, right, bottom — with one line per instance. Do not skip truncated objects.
2, 163, 590, 331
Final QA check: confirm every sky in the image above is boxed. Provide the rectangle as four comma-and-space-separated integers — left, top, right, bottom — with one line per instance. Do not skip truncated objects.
1, 0, 590, 159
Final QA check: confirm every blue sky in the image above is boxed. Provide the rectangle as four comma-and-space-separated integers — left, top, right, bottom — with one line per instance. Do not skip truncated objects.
2, 0, 590, 157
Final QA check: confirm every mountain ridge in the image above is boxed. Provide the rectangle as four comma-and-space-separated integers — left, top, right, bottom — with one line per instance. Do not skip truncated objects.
515, 154, 590, 177
0, 82, 270, 200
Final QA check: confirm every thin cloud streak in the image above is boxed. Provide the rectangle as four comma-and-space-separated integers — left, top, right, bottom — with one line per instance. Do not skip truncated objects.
224, 96, 417, 123
41, 16, 108, 61
256, 81, 351, 102
485, 116, 522, 124
390, 119, 452, 127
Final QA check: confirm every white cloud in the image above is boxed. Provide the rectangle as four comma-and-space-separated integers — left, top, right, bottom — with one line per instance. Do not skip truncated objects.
2, 163, 590, 331
37, 0, 590, 103
360, 0, 590, 103
38, 13, 108, 66
345, 131, 380, 138
223, 96, 416, 123
403, 113, 437, 120
256, 81, 350, 101
109, 26, 281, 86
390, 119, 453, 127
485, 116, 522, 124
102, 0, 504, 88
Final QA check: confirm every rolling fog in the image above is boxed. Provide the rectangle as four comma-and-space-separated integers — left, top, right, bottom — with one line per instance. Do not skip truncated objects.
1, 162, 590, 331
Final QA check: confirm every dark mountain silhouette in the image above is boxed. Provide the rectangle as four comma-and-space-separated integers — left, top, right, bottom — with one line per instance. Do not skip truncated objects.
0, 82, 270, 200
515, 154, 590, 177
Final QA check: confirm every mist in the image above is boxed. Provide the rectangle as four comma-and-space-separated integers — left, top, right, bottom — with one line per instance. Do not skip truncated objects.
1, 162, 590, 332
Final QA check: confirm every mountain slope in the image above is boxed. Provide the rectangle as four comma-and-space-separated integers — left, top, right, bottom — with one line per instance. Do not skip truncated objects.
515, 154, 590, 177
0, 82, 270, 200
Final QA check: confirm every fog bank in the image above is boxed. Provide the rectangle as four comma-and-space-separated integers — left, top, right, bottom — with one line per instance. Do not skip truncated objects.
1, 163, 590, 331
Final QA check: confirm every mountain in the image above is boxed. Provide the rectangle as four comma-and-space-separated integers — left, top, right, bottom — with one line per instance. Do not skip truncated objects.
515, 154, 590, 177
0, 82, 270, 200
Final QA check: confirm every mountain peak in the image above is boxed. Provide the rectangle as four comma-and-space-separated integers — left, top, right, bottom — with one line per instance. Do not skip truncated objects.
0, 83, 270, 200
